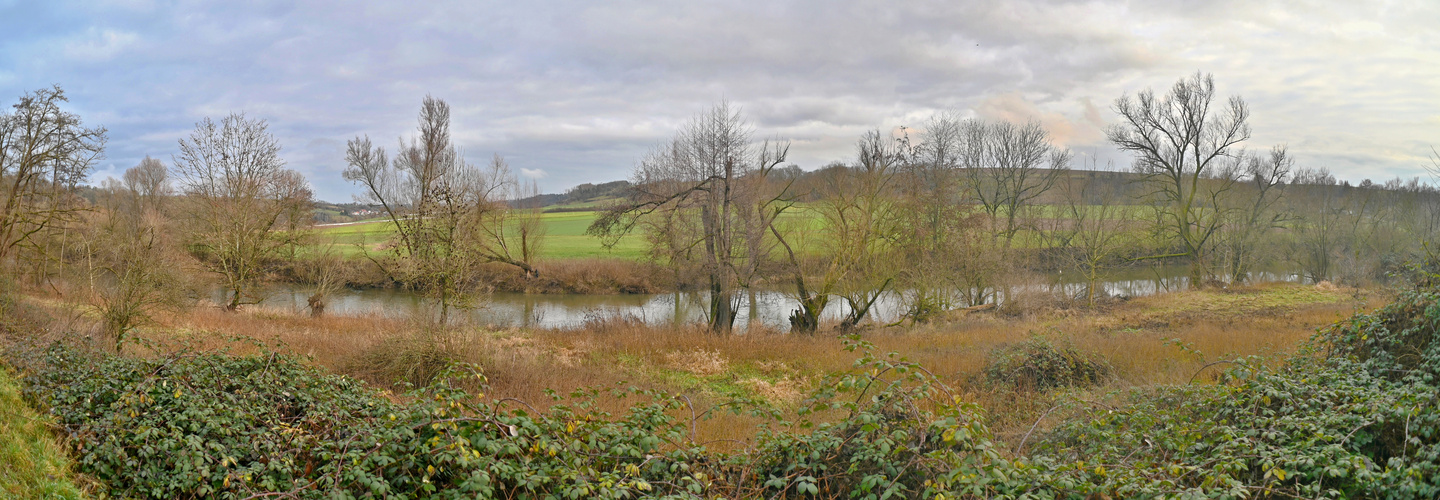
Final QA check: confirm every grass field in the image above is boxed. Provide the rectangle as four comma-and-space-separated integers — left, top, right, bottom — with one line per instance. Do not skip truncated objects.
310, 203, 1159, 262
313, 211, 650, 260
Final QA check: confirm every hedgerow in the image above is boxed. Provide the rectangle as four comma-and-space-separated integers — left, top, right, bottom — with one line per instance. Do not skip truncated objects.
11, 290, 1440, 498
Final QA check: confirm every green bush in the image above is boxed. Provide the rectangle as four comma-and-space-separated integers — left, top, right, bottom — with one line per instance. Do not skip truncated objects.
20, 344, 712, 499
16, 338, 1014, 499
1022, 291, 1440, 498
12, 291, 1440, 498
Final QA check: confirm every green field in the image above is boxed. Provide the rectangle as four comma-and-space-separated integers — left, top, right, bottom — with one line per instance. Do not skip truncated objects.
312, 203, 1157, 262
313, 211, 649, 260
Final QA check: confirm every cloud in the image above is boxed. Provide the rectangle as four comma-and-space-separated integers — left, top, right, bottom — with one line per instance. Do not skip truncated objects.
0, 0, 1436, 200
520, 167, 547, 179
973, 92, 1105, 147
61, 28, 138, 62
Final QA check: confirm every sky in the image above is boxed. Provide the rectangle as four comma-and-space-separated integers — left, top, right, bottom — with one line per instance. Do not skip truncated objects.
2, 0, 1437, 202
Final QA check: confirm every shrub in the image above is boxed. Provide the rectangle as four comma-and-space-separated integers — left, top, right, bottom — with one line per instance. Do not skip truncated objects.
1023, 291, 1440, 498
13, 292, 1440, 498
20, 344, 712, 499
734, 342, 1010, 499
345, 328, 472, 389
981, 335, 1111, 390
1320, 289, 1440, 382
13, 336, 1022, 499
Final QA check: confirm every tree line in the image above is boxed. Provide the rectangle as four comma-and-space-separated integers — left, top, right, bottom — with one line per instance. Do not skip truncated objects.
591, 72, 1440, 333
3, 72, 1439, 343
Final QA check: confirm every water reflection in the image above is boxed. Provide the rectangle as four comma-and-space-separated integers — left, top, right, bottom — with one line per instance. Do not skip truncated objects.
238, 266, 1304, 331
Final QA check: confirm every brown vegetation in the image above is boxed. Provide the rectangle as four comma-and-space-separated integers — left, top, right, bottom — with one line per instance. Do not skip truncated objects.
3, 281, 1374, 451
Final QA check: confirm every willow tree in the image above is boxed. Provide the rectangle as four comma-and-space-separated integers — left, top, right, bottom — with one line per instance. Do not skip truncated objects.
589, 102, 788, 334
1107, 72, 1250, 286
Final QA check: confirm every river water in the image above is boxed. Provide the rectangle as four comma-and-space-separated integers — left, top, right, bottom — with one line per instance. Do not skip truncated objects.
235, 265, 1305, 331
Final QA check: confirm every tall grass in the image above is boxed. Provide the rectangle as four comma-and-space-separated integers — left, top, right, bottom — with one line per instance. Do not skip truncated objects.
0, 367, 86, 499
15, 281, 1373, 449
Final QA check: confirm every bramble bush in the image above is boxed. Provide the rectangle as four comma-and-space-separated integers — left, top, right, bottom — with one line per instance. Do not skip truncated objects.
980, 335, 1111, 391
11, 290, 1440, 498
13, 337, 1022, 499
1022, 290, 1440, 498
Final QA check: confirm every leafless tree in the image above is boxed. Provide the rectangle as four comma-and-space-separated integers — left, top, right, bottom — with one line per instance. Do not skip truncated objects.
824, 130, 904, 330
0, 86, 106, 277
122, 156, 170, 210
590, 101, 788, 334
87, 161, 187, 351
1054, 168, 1130, 305
1216, 146, 1292, 283
1108, 72, 1251, 286
462, 155, 547, 277
173, 113, 312, 310
1287, 167, 1344, 282
344, 96, 543, 323
965, 120, 1071, 249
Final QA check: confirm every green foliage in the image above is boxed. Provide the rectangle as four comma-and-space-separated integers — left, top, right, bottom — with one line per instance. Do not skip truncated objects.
1023, 291, 1440, 498
13, 291, 1440, 498
1322, 289, 1440, 383
21, 344, 713, 499
982, 335, 1111, 391
734, 337, 1011, 498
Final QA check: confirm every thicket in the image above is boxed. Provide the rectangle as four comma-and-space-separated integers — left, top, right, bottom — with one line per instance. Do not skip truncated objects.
980, 335, 1111, 390
8, 276, 1440, 498
9, 288, 1440, 498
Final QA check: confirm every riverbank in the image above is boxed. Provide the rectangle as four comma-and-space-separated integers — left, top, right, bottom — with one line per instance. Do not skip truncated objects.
6, 280, 1417, 497
9, 280, 1374, 443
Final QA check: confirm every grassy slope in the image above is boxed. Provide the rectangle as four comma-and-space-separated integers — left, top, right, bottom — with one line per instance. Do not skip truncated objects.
0, 367, 84, 500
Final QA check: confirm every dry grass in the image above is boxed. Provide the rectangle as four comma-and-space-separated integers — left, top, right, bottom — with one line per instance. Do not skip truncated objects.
8, 281, 1379, 450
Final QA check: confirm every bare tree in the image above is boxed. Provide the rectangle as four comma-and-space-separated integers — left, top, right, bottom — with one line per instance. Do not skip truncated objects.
826, 130, 903, 330
1217, 146, 1292, 283
966, 120, 1071, 249
173, 113, 312, 310
1107, 72, 1251, 286
462, 155, 547, 278
590, 102, 788, 334
344, 96, 543, 322
893, 115, 980, 318
0, 86, 106, 275
1288, 168, 1343, 283
122, 156, 170, 211
1054, 168, 1130, 305
87, 160, 186, 351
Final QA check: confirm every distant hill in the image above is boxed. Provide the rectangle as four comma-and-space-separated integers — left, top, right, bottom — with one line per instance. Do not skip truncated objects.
313, 201, 387, 223
514, 180, 633, 212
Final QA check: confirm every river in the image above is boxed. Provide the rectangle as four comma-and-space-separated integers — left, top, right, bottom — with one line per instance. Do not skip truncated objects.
233, 266, 1305, 331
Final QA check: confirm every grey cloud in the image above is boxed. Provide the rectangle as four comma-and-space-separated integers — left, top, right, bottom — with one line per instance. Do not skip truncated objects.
2, 0, 1437, 201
